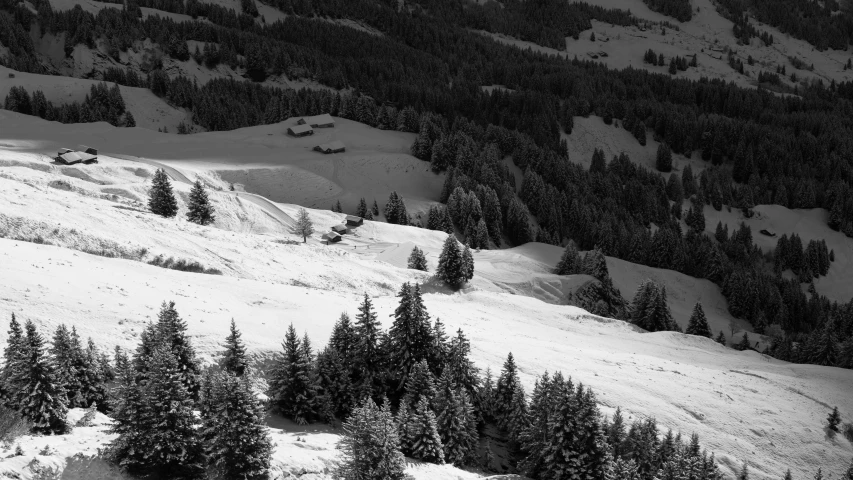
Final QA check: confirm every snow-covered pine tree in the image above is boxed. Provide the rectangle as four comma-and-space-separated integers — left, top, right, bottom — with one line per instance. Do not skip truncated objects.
436, 235, 467, 289
154, 301, 201, 398
79, 334, 108, 411
15, 321, 68, 434
479, 367, 495, 422
504, 382, 529, 443
186, 180, 215, 225
827, 406, 841, 432
738, 462, 750, 480
330, 312, 356, 361
317, 346, 354, 420
583, 246, 610, 283
337, 398, 406, 480
716, 331, 727, 346
402, 359, 437, 410
685, 302, 713, 338
518, 372, 557, 478
222, 318, 248, 376
202, 371, 272, 480
137, 345, 204, 478
436, 381, 478, 466
396, 398, 415, 454
148, 168, 178, 217
372, 199, 380, 217
269, 324, 318, 425
1, 314, 27, 409
410, 396, 445, 464
353, 294, 383, 401
294, 207, 314, 242
738, 332, 752, 351
445, 329, 479, 402
430, 317, 449, 373
810, 320, 838, 366
408, 246, 428, 271
51, 324, 83, 407
495, 352, 520, 430
333, 200, 342, 213
555, 240, 582, 275
389, 283, 434, 388
462, 243, 474, 281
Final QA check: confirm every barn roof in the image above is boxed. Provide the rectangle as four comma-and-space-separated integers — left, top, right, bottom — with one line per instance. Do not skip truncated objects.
317, 140, 346, 151
345, 215, 362, 222
323, 232, 342, 241
331, 224, 347, 232
303, 113, 334, 126
58, 152, 97, 164
288, 124, 314, 135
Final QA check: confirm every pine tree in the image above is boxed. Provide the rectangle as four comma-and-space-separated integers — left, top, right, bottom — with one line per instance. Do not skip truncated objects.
555, 240, 582, 275
827, 406, 841, 432
436, 235, 467, 289
372, 199, 380, 217
125, 111, 136, 127
294, 207, 314, 242
353, 294, 382, 401
739, 462, 750, 480
15, 321, 68, 434
51, 325, 83, 408
408, 246, 428, 271
410, 396, 445, 463
784, 469, 793, 480
389, 284, 434, 388
435, 374, 478, 466
1, 313, 27, 409
337, 398, 406, 480
402, 359, 437, 410
136, 345, 204, 478
738, 332, 752, 351
148, 168, 178, 217
629, 280, 679, 332
462, 243, 474, 281
317, 346, 354, 420
201, 371, 272, 480
716, 331, 727, 346
154, 301, 201, 399
814, 468, 823, 480
356, 198, 368, 218
222, 319, 248, 376
495, 352, 520, 431
685, 302, 713, 338
269, 324, 318, 425
186, 180, 215, 225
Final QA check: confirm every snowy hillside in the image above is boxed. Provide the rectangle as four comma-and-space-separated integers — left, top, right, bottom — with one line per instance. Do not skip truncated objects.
0, 111, 852, 479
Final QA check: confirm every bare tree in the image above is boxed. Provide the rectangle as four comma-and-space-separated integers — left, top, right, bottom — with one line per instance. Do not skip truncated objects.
294, 208, 314, 242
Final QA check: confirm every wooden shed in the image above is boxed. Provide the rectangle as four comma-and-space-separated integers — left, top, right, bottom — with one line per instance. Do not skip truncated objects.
331, 224, 348, 235
345, 215, 363, 227
287, 124, 314, 137
314, 140, 346, 154
80, 145, 98, 155
297, 113, 335, 128
323, 232, 342, 243
57, 151, 98, 165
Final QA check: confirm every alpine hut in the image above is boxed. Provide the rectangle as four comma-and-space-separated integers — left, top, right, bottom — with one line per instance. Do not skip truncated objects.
297, 113, 335, 128
322, 232, 342, 243
56, 151, 98, 165
331, 224, 348, 235
345, 215, 364, 227
314, 140, 346, 154
80, 145, 98, 155
287, 124, 314, 137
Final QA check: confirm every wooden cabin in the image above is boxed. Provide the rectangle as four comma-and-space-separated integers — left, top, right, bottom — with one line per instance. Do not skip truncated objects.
323, 232, 342, 243
345, 215, 364, 227
314, 140, 346, 154
287, 124, 314, 137
331, 224, 348, 235
297, 113, 335, 128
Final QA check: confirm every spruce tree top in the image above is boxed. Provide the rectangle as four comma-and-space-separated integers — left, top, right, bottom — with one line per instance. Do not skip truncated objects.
148, 168, 179, 218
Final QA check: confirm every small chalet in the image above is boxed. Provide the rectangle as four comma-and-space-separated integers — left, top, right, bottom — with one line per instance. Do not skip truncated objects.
80, 145, 98, 155
297, 113, 335, 128
345, 215, 363, 227
331, 224, 348, 235
323, 232, 342, 243
314, 140, 346, 154
56, 150, 98, 165
287, 124, 314, 137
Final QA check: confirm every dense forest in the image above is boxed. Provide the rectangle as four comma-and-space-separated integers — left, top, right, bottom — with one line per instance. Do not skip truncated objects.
642, 0, 692, 22
3, 0, 853, 369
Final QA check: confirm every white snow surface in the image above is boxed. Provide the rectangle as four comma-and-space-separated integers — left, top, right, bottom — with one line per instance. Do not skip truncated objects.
0, 112, 850, 479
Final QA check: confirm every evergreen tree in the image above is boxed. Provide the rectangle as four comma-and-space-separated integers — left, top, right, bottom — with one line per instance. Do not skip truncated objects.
827, 406, 841, 432
125, 111, 136, 127
1, 313, 26, 409
201, 372, 272, 480
269, 324, 318, 424
739, 462, 750, 480
738, 332, 752, 351
385, 191, 409, 225
408, 246, 428, 271
51, 324, 83, 407
337, 398, 406, 480
148, 168, 179, 217
462, 243, 475, 281
784, 469, 793, 480
685, 302, 713, 338
110, 345, 203, 478
410, 396, 445, 464
716, 331, 727, 346
389, 284, 434, 388
353, 294, 383, 401
295, 207, 314, 242
330, 312, 356, 361
356, 197, 369, 218
186, 180, 215, 225
629, 280, 679, 332
656, 142, 673, 172
436, 235, 468, 289
154, 302, 201, 399
15, 321, 68, 434
372, 199, 380, 217
317, 345, 354, 420
435, 375, 478, 466
222, 319, 248, 376
495, 352, 520, 431
555, 240, 582, 275
402, 359, 437, 410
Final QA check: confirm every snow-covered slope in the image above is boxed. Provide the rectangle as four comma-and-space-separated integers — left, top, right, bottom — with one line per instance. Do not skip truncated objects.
0, 112, 852, 479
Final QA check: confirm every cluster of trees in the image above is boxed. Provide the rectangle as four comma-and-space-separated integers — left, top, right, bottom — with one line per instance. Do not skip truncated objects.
642, 0, 692, 22
643, 49, 697, 73
773, 234, 832, 282
108, 304, 271, 479
758, 70, 783, 86
749, 0, 853, 50
258, 286, 742, 478
3, 83, 134, 127
148, 169, 216, 226
0, 314, 113, 434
